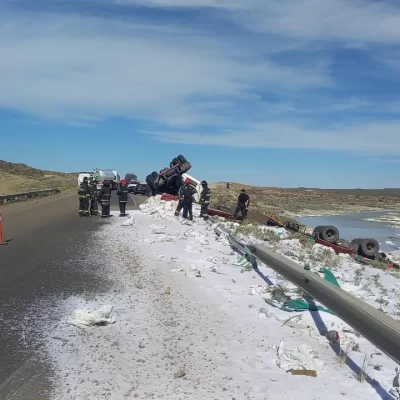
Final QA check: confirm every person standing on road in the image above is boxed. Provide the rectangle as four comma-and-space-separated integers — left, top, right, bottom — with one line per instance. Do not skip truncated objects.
199, 180, 211, 219
98, 181, 111, 218
90, 180, 99, 216
181, 178, 196, 221
78, 176, 91, 217
117, 179, 129, 217
232, 189, 250, 220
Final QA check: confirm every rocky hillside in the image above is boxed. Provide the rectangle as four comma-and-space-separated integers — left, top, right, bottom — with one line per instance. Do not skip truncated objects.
0, 160, 78, 194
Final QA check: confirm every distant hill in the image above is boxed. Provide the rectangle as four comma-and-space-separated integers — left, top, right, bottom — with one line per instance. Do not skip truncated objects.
0, 160, 77, 194
209, 181, 400, 220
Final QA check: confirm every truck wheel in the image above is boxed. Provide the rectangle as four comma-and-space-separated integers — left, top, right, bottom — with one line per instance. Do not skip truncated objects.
172, 157, 180, 166
165, 168, 178, 179
360, 238, 379, 257
321, 225, 339, 243
350, 238, 363, 252
146, 174, 156, 192
177, 154, 187, 164
312, 225, 326, 239
151, 171, 158, 180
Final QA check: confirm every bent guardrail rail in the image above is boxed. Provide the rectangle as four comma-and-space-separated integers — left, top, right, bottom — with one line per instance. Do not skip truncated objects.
0, 188, 60, 204
215, 224, 400, 366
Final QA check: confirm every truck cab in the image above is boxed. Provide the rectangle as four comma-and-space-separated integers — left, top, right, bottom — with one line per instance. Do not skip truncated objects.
181, 173, 202, 203
78, 172, 92, 188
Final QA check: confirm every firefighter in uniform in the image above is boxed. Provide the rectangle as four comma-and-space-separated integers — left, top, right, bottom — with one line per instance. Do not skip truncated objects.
181, 178, 196, 221
98, 181, 111, 218
174, 177, 186, 216
174, 190, 184, 217
78, 177, 91, 217
90, 180, 99, 216
199, 180, 211, 219
117, 179, 129, 217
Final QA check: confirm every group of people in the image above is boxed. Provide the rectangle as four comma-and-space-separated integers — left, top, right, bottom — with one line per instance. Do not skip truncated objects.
78, 177, 129, 218
174, 178, 211, 220
78, 176, 250, 221
173, 179, 250, 221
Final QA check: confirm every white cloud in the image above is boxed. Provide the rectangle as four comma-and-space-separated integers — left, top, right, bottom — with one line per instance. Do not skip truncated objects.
116, 0, 400, 45
116, 0, 240, 8
0, 12, 330, 125
150, 120, 400, 154
0, 2, 399, 156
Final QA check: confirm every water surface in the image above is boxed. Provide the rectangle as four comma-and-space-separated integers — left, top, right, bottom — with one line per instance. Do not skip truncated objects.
297, 210, 400, 253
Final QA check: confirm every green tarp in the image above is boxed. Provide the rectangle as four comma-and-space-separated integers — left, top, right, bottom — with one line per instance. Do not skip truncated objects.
265, 267, 340, 314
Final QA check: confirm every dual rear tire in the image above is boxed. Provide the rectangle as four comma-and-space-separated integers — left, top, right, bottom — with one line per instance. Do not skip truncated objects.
312, 225, 340, 244
350, 238, 380, 257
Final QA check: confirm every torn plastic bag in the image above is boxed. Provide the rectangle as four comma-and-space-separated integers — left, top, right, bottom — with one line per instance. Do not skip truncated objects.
68, 305, 116, 327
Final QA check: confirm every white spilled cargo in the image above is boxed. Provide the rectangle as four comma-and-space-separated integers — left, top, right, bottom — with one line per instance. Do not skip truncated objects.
68, 305, 116, 327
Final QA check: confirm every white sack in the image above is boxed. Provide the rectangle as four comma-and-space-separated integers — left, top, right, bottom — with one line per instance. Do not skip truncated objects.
68, 305, 116, 327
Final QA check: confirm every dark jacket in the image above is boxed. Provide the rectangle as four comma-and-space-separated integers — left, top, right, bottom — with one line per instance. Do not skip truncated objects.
200, 186, 211, 205
237, 192, 250, 206
78, 182, 91, 199
179, 184, 195, 202
90, 184, 98, 199
98, 184, 111, 204
117, 184, 129, 203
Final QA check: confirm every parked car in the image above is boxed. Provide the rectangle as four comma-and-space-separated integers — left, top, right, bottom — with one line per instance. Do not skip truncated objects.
127, 180, 139, 192
133, 183, 150, 196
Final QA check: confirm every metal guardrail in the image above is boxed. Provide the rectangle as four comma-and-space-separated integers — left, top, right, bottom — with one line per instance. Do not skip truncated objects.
215, 224, 400, 366
0, 188, 60, 204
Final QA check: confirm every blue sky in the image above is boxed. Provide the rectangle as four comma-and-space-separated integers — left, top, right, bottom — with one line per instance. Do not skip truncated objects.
1, 0, 400, 188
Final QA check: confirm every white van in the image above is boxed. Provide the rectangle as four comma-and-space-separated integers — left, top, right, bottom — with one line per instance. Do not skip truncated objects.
78, 172, 92, 188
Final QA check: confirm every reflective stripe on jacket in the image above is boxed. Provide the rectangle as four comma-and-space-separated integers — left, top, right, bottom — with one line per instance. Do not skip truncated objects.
200, 187, 211, 205
98, 186, 111, 204
78, 183, 91, 199
117, 185, 129, 202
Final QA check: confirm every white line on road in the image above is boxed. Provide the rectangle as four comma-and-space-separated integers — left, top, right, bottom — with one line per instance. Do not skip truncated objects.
130, 194, 138, 209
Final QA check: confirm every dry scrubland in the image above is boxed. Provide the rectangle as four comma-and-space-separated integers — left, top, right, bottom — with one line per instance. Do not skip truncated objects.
0, 160, 77, 194
209, 182, 400, 221
1, 160, 399, 220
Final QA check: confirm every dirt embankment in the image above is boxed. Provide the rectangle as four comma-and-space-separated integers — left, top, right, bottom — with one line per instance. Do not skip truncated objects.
0, 160, 77, 195
209, 182, 400, 222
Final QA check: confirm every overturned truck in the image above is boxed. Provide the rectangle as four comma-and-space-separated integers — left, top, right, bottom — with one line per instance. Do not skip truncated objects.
146, 154, 192, 196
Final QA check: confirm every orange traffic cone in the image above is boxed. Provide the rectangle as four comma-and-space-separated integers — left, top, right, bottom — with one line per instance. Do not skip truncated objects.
0, 201, 9, 246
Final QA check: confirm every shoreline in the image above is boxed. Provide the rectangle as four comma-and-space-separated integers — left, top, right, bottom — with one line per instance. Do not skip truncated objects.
292, 207, 400, 219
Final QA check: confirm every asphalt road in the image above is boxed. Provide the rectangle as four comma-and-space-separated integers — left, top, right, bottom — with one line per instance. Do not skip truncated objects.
0, 191, 147, 399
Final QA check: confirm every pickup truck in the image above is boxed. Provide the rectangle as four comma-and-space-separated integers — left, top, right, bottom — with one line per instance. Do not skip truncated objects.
132, 183, 150, 196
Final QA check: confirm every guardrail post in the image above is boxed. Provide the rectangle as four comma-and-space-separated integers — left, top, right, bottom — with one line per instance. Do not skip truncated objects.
0, 201, 8, 246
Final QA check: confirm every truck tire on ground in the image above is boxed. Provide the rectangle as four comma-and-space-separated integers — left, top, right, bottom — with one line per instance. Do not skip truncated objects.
350, 238, 363, 252
321, 225, 340, 243
360, 238, 379, 257
312, 225, 326, 239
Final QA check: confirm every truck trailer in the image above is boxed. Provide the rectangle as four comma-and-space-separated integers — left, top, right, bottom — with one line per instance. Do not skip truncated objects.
93, 169, 117, 190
